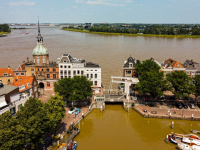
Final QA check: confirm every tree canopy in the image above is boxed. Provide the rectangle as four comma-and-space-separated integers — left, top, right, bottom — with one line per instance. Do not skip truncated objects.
54, 76, 93, 102
135, 59, 169, 99
166, 71, 195, 99
192, 75, 200, 104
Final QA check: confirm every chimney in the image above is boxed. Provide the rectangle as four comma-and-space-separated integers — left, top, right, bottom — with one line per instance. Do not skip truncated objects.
8, 65, 10, 69
23, 61, 25, 65
27, 57, 29, 63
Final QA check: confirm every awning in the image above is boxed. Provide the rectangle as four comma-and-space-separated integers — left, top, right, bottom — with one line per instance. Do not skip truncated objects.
0, 96, 7, 108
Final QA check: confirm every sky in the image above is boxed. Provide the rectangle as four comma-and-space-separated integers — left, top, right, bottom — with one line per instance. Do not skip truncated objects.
0, 0, 200, 24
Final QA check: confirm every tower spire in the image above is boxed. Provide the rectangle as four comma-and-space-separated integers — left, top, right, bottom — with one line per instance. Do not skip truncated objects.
36, 16, 43, 44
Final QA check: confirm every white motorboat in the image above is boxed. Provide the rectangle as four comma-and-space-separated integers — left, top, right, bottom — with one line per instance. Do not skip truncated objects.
178, 142, 200, 150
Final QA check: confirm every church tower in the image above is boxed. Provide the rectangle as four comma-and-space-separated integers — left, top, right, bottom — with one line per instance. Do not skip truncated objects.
32, 19, 49, 66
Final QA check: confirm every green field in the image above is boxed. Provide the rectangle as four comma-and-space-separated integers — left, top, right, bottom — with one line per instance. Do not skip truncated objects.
62, 29, 200, 38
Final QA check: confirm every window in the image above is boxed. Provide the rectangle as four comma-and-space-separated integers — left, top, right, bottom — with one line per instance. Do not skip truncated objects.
60, 70, 63, 74
18, 104, 22, 111
64, 65, 67, 68
126, 70, 131, 74
64, 71, 67, 75
43, 57, 45, 63
81, 71, 84, 75
10, 107, 16, 115
21, 73, 24, 76
77, 70, 80, 74
168, 71, 171, 74
16, 73, 19, 76
192, 72, 195, 75
41, 69, 43, 71
95, 74, 97, 78
133, 71, 136, 73
91, 74, 93, 78
47, 81, 50, 87
61, 76, 63, 79
3, 73, 7, 76
95, 70, 97, 71
129, 63, 133, 68
187, 72, 190, 75
68, 71, 71, 75
177, 64, 179, 67
91, 70, 93, 71
53, 74, 56, 79
68, 66, 71, 68
60, 65, 63, 68
31, 68, 34, 71
87, 74, 89, 78
32, 73, 34, 76
7, 79, 10, 83
64, 60, 67, 63
37, 57, 40, 64
73, 71, 76, 76
95, 81, 97, 85
47, 74, 50, 78
34, 86, 37, 92
27, 83, 30, 86
46, 68, 49, 72
53, 69, 56, 72
38, 68, 40, 71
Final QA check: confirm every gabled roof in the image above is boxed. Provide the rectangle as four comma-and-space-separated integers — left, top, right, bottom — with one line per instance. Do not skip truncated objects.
0, 68, 14, 76
0, 84, 18, 95
123, 56, 139, 68
9, 76, 34, 92
186, 65, 197, 71
164, 58, 184, 68
16, 64, 25, 71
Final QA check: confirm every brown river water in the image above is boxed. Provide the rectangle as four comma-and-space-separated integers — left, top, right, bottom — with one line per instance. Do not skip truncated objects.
75, 105, 200, 150
1, 27, 200, 149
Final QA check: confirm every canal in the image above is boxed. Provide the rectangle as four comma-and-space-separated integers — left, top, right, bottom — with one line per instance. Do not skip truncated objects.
74, 105, 200, 150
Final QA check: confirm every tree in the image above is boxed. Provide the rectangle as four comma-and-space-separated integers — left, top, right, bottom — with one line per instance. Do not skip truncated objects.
166, 71, 195, 99
0, 112, 25, 150
54, 76, 93, 103
135, 59, 169, 100
45, 94, 66, 135
16, 97, 50, 149
193, 75, 200, 105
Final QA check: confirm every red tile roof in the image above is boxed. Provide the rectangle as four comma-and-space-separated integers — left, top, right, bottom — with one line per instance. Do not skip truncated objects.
0, 68, 14, 76
16, 64, 25, 71
9, 76, 33, 92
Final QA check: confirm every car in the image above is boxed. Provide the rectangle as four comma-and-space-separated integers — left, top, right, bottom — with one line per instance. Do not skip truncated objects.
74, 108, 81, 115
189, 103, 195, 109
175, 102, 183, 109
68, 107, 76, 114
40, 137, 52, 150
181, 102, 188, 109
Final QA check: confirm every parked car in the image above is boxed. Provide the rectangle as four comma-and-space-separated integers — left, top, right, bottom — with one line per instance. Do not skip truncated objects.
68, 107, 76, 114
175, 102, 183, 109
74, 108, 81, 115
189, 103, 195, 109
40, 137, 52, 150
181, 102, 188, 109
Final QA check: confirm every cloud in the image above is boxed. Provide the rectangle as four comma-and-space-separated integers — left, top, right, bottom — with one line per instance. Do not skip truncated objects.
73, 6, 78, 8
75, 0, 85, 3
9, 1, 35, 6
87, 0, 124, 6
134, 4, 143, 6
125, 0, 132, 2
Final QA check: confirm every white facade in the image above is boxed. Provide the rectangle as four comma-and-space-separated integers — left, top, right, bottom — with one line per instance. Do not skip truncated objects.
58, 54, 102, 92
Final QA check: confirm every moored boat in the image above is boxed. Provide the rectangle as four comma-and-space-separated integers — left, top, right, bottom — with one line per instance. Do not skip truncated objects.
178, 142, 200, 150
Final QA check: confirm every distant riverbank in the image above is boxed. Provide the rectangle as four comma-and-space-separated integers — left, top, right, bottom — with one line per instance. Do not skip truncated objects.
62, 29, 200, 38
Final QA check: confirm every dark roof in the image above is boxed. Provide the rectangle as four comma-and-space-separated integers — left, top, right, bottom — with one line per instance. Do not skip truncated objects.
186, 65, 196, 70
123, 56, 138, 68
85, 62, 100, 67
183, 59, 200, 70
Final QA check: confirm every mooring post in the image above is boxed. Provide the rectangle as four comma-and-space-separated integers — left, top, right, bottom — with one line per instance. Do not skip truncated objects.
192, 114, 194, 121
171, 121, 174, 129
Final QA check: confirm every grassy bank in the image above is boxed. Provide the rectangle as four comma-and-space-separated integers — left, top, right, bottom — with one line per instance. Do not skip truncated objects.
62, 29, 200, 38
0, 32, 8, 35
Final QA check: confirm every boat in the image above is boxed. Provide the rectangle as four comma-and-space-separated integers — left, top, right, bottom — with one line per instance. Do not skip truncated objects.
23, 32, 28, 35
191, 129, 200, 134
0, 34, 7, 37
167, 132, 200, 145
178, 142, 200, 150
67, 140, 77, 150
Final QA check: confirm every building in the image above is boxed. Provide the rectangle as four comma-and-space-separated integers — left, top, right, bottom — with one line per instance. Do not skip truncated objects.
123, 56, 139, 78
0, 81, 30, 115
24, 21, 59, 92
0, 67, 14, 84
183, 59, 200, 76
57, 54, 102, 94
13, 61, 27, 77
161, 58, 185, 76
9, 76, 38, 98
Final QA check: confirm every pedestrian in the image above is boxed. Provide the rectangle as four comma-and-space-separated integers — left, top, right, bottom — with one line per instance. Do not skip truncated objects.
174, 109, 176, 114
82, 112, 84, 119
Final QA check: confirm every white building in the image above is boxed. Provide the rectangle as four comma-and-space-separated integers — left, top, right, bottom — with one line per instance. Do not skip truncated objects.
57, 54, 102, 93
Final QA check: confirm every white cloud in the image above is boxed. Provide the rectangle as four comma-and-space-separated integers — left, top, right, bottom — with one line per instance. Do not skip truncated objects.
134, 4, 143, 6
87, 0, 124, 6
73, 6, 78, 8
75, 0, 85, 3
9, 1, 35, 6
125, 0, 132, 2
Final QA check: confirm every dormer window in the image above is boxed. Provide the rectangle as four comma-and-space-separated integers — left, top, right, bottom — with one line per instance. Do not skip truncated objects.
129, 63, 133, 68
177, 64, 179, 67
3, 73, 8, 76
27, 83, 31, 87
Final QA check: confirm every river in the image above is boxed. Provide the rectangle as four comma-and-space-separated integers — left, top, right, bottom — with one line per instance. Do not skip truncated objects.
0, 27, 200, 88
75, 105, 200, 150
